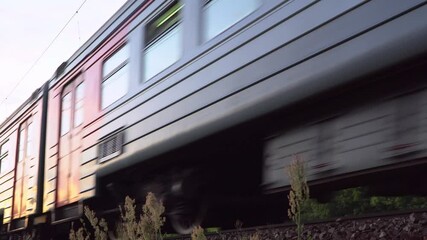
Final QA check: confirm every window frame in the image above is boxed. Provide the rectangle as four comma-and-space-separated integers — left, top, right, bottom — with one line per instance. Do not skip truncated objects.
25, 122, 33, 158
202, 0, 261, 42
143, 1, 183, 82
60, 85, 74, 136
17, 118, 34, 161
101, 43, 130, 110
0, 139, 11, 175
60, 76, 85, 136
74, 82, 85, 127
145, 1, 183, 47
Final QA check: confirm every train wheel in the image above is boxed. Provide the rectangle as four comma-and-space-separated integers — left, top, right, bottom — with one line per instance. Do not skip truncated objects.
169, 199, 206, 234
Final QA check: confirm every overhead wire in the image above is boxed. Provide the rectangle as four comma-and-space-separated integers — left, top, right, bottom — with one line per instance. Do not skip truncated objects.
0, 0, 89, 109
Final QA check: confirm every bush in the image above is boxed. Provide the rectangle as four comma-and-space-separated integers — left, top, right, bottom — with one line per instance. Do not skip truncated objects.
300, 187, 427, 222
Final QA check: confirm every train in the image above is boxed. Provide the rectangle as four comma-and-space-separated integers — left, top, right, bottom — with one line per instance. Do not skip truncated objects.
1, 0, 427, 238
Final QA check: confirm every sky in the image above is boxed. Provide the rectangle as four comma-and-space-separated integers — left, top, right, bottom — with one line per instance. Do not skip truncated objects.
0, 0, 128, 123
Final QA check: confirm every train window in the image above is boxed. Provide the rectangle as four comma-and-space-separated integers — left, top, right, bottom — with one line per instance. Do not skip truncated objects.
143, 1, 183, 81
61, 92, 72, 135
0, 140, 12, 174
18, 120, 33, 161
74, 82, 85, 127
102, 45, 129, 109
203, 0, 260, 41
26, 123, 33, 157
18, 128, 25, 161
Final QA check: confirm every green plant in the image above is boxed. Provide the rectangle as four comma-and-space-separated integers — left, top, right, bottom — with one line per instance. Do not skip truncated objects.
300, 198, 330, 222
205, 227, 220, 233
191, 226, 207, 240
299, 187, 427, 222
286, 155, 309, 240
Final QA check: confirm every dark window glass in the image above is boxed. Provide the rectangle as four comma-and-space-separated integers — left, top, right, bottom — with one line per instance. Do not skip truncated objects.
203, 0, 259, 41
102, 45, 129, 109
143, 2, 183, 81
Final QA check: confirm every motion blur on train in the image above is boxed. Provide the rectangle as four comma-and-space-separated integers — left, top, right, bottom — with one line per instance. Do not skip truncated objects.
1, 0, 427, 238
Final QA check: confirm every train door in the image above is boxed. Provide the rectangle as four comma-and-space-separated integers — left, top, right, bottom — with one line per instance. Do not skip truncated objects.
57, 77, 85, 207
13, 118, 35, 218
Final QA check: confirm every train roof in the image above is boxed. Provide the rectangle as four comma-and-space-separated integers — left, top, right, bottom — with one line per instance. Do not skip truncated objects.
0, 84, 45, 136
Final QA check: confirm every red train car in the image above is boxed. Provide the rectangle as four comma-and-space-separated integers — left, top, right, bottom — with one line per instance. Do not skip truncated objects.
42, 1, 152, 235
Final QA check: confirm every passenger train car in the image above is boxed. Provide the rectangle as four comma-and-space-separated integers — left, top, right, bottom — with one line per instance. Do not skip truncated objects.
0, 85, 47, 234
1, 0, 427, 238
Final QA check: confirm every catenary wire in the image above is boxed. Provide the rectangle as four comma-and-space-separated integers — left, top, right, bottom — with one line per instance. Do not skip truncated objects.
0, 0, 89, 109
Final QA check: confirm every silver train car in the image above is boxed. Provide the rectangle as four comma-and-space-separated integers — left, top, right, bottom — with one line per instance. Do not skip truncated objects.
0, 0, 427, 238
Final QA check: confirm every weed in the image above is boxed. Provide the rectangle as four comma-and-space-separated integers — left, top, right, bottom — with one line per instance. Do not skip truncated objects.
191, 226, 207, 240
248, 232, 260, 240
118, 193, 165, 240
234, 220, 243, 230
233, 220, 260, 240
286, 155, 309, 240
85, 206, 108, 240
69, 206, 108, 240
70, 192, 165, 240
141, 192, 166, 240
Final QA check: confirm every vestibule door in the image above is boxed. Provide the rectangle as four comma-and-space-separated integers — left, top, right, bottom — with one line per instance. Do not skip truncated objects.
13, 119, 35, 218
57, 77, 85, 207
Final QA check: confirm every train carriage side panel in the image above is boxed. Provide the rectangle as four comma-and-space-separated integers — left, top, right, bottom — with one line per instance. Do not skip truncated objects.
11, 98, 44, 227
43, 0, 139, 215
0, 87, 45, 230
43, 91, 60, 213
89, 0, 427, 179
87, 0, 363, 175
0, 130, 18, 224
31, 0, 427, 226
263, 66, 427, 191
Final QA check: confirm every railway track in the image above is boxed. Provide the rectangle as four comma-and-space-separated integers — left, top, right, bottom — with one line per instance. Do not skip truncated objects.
167, 210, 427, 240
